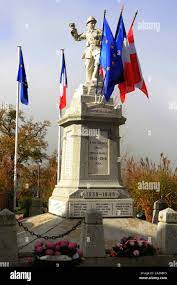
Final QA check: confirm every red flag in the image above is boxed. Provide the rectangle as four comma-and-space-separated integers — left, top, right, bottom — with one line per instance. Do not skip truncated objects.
128, 27, 148, 96
118, 25, 149, 103
118, 36, 135, 103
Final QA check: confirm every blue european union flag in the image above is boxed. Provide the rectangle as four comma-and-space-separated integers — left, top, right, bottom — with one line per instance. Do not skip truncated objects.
17, 48, 28, 105
115, 13, 126, 56
100, 16, 124, 101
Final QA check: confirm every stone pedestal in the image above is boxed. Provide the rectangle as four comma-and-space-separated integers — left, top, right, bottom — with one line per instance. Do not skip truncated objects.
0, 209, 18, 265
152, 199, 168, 224
80, 209, 105, 257
49, 84, 133, 217
156, 208, 177, 254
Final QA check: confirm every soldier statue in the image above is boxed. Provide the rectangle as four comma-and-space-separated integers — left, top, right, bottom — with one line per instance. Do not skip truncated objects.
69, 16, 102, 85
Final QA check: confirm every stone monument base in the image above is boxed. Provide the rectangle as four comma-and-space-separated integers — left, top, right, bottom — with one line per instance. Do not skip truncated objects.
49, 192, 133, 218
49, 84, 134, 218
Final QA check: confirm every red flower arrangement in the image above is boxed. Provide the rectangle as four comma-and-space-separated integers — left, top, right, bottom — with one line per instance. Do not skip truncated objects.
110, 236, 156, 257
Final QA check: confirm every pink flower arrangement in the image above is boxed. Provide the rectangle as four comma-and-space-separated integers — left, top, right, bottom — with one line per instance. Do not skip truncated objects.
110, 236, 156, 257
34, 240, 83, 261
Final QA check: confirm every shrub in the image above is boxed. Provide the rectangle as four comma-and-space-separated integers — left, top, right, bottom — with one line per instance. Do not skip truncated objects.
122, 153, 177, 221
18, 196, 32, 217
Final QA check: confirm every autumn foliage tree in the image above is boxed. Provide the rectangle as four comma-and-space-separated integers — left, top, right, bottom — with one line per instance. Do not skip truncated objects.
0, 106, 50, 200
40, 152, 57, 204
17, 153, 57, 214
122, 153, 177, 221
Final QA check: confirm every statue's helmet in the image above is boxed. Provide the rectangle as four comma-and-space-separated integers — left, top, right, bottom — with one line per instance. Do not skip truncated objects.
86, 16, 97, 25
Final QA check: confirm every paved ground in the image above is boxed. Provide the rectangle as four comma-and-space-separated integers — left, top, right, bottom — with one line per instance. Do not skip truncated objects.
16, 213, 157, 255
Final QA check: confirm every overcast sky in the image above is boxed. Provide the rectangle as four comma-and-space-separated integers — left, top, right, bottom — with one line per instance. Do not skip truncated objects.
0, 0, 177, 166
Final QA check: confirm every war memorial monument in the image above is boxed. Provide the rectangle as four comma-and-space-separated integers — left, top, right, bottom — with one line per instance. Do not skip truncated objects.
49, 16, 133, 218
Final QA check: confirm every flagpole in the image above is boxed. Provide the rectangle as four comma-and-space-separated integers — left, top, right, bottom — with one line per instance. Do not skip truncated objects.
14, 45, 21, 212
130, 10, 138, 29
114, 4, 125, 42
57, 49, 64, 184
121, 4, 124, 14
57, 109, 61, 183
95, 9, 106, 104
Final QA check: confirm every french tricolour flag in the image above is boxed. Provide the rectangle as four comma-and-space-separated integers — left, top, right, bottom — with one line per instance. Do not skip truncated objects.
59, 51, 67, 110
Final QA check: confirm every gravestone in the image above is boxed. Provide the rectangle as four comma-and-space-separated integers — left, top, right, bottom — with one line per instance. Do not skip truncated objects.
80, 209, 105, 257
49, 84, 133, 217
0, 209, 18, 265
29, 198, 43, 217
